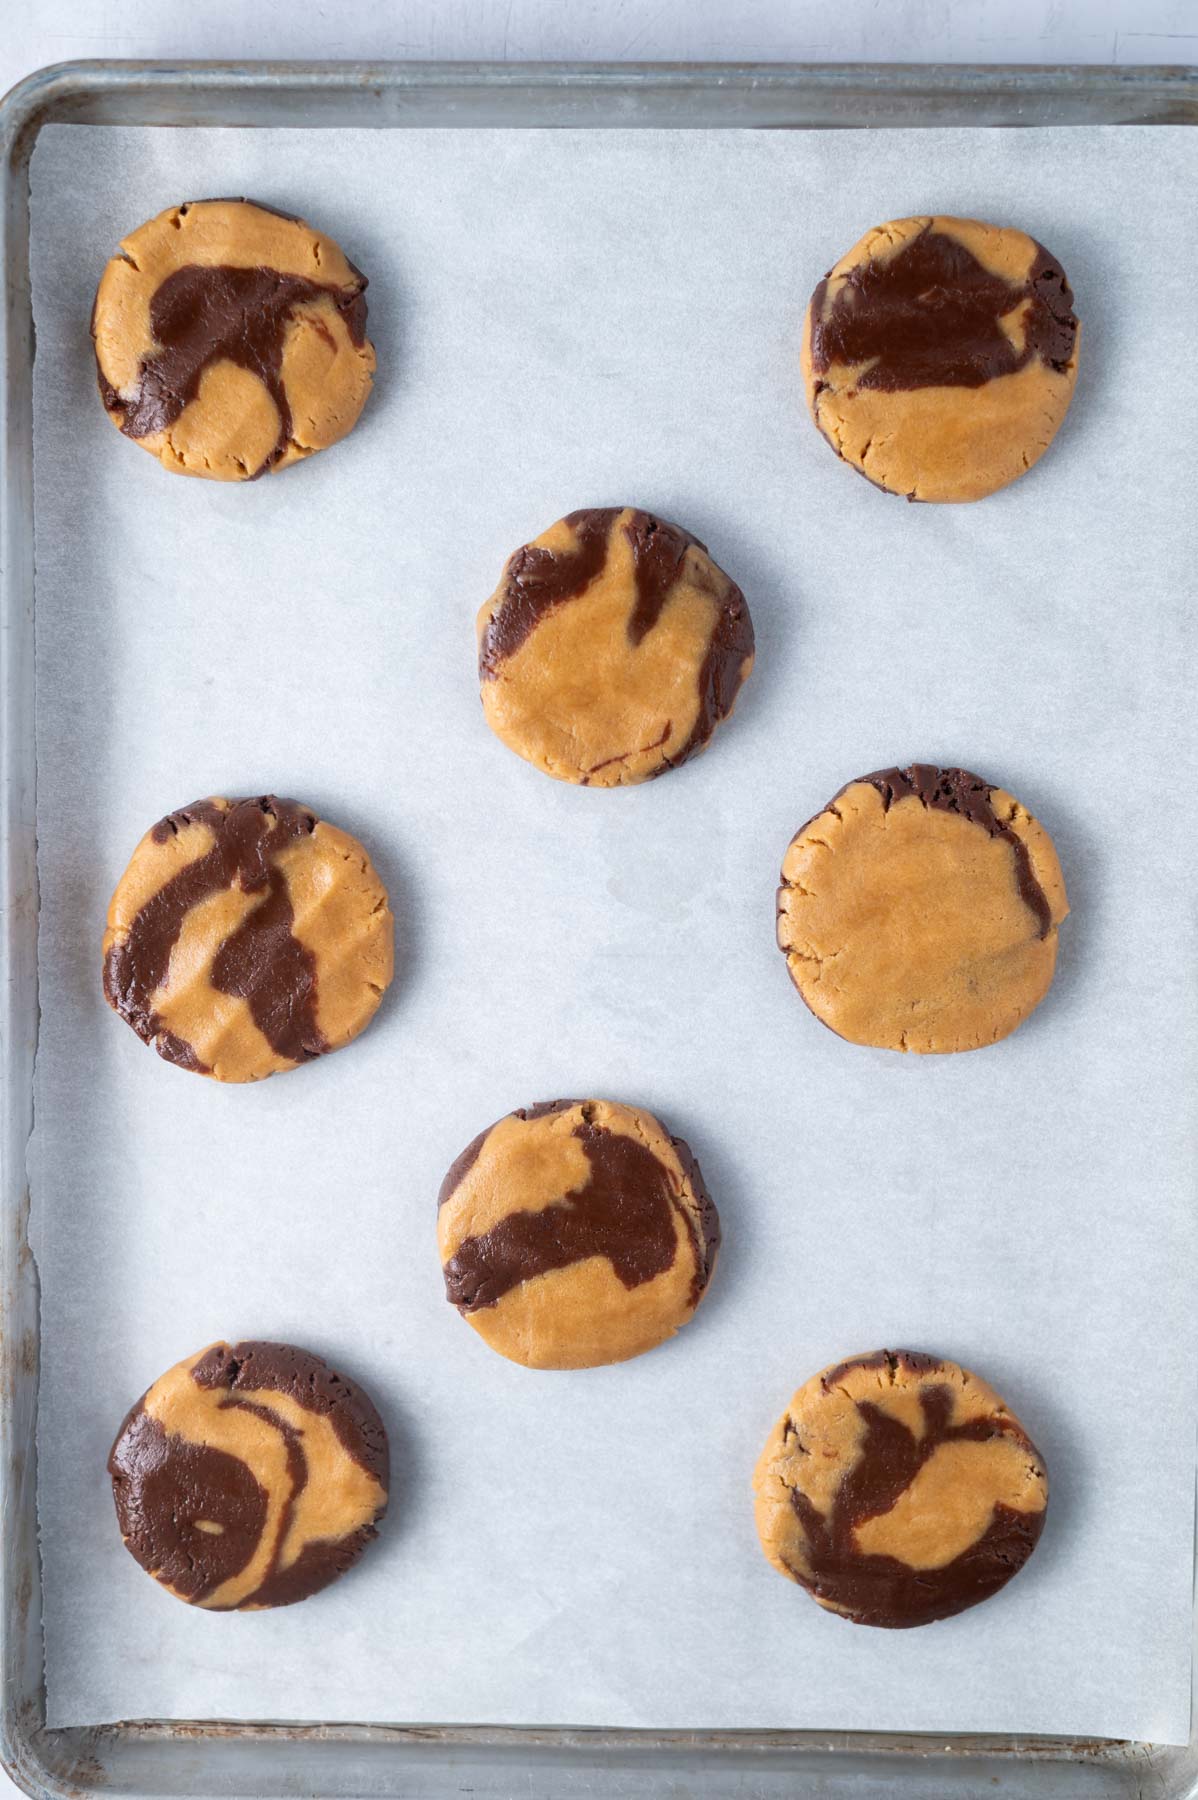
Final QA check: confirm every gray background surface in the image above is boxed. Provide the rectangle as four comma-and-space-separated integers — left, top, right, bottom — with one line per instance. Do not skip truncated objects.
4, 0, 1196, 89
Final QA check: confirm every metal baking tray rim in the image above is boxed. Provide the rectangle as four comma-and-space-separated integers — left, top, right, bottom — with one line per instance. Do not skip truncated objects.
1, 56, 1195, 1800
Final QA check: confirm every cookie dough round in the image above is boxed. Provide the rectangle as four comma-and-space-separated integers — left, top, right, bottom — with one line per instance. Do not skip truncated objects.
92, 198, 376, 480
103, 795, 394, 1082
753, 1350, 1048, 1628
802, 216, 1079, 502
477, 507, 755, 786
438, 1098, 720, 1369
776, 764, 1068, 1053
109, 1340, 389, 1610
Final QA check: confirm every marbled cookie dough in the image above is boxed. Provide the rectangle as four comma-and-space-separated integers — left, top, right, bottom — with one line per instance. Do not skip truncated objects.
753, 1350, 1048, 1628
477, 508, 754, 785
776, 765, 1068, 1053
438, 1099, 720, 1368
103, 795, 393, 1081
109, 1341, 389, 1609
92, 198, 375, 479
802, 216, 1079, 501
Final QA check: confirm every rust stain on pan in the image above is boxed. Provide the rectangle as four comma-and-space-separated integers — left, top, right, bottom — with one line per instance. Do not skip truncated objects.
90, 1718, 1131, 1761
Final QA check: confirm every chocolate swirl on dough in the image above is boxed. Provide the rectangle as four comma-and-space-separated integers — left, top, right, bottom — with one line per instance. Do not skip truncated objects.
477, 508, 754, 781
103, 796, 326, 1073
479, 508, 726, 672
439, 1100, 720, 1369
857, 764, 1053, 940
435, 1098, 575, 1215
778, 1351, 1047, 1629
108, 1340, 388, 1611
444, 1111, 718, 1312
479, 508, 620, 672
809, 223, 1077, 392
99, 257, 368, 478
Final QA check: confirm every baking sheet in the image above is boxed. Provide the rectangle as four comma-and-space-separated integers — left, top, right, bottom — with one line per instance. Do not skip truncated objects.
26, 121, 1197, 1742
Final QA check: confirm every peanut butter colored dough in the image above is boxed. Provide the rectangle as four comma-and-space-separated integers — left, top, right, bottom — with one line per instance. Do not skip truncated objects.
753, 1350, 1048, 1628
801, 216, 1080, 502
109, 1341, 389, 1610
91, 199, 375, 480
477, 507, 755, 786
776, 765, 1068, 1054
103, 795, 394, 1082
438, 1099, 720, 1369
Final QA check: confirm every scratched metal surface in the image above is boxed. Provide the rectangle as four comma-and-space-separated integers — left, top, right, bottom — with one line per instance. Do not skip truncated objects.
0, 59, 1195, 1800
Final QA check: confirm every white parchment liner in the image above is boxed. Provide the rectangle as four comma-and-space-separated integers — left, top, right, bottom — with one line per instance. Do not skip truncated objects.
28, 123, 1197, 1739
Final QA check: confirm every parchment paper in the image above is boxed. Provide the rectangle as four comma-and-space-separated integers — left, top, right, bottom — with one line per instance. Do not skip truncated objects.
28, 123, 1198, 1741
